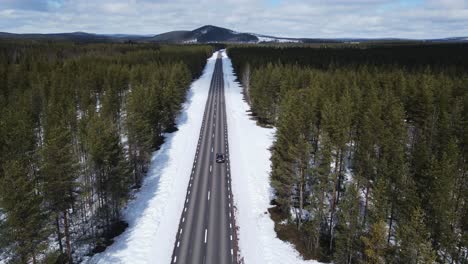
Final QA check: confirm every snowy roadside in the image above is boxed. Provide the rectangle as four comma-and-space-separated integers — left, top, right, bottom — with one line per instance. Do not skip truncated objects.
222, 51, 322, 264
87, 52, 217, 264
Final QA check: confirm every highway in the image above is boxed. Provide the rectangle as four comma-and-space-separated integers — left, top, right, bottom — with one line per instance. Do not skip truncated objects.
171, 52, 237, 264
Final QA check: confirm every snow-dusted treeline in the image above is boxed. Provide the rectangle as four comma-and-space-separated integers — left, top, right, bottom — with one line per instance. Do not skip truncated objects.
89, 52, 218, 264
0, 42, 212, 263
222, 51, 322, 264
228, 45, 468, 264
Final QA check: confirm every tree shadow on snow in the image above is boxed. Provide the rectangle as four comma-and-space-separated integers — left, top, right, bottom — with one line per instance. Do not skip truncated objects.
89, 82, 196, 263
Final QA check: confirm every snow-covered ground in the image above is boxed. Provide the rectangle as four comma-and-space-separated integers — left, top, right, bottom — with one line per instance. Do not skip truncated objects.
88, 50, 321, 264
221, 51, 321, 264
254, 34, 301, 43
88, 52, 217, 264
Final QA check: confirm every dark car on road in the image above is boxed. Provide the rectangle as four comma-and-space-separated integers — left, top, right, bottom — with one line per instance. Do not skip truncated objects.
216, 153, 225, 163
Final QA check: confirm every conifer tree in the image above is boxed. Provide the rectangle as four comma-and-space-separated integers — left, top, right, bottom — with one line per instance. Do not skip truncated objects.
41, 119, 78, 263
334, 184, 362, 264
361, 220, 387, 264
395, 207, 436, 264
1, 160, 49, 264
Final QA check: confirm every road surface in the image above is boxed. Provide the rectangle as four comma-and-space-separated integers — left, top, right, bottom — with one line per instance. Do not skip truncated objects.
171, 52, 237, 264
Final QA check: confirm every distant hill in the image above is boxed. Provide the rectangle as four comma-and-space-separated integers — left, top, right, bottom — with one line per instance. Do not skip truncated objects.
0, 31, 113, 42
149, 25, 258, 43
1, 25, 467, 44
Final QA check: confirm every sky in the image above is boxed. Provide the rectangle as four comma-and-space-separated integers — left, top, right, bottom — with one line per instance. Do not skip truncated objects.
0, 0, 467, 38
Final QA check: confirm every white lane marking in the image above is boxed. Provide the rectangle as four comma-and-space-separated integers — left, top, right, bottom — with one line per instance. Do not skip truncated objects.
208, 191, 211, 201
229, 212, 231, 218
209, 165, 212, 172
230, 223, 232, 229
184, 207, 187, 212
213, 133, 215, 138
174, 256, 177, 263
204, 229, 208, 243
229, 203, 231, 208
189, 183, 192, 187
177, 241, 180, 247
180, 229, 183, 235
186, 198, 188, 203
231, 249, 233, 256
230, 235, 233, 241
182, 217, 185, 222
188, 190, 190, 195
211, 147, 213, 153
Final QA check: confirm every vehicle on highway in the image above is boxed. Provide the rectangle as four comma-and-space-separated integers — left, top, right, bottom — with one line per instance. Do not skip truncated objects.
216, 153, 225, 163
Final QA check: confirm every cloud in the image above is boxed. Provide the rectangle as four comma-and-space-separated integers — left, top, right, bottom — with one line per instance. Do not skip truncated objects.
0, 0, 466, 38
0, 0, 64, 11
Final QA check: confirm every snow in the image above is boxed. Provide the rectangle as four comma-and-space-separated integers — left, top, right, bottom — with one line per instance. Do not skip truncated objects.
87, 50, 322, 264
183, 39, 197, 44
255, 35, 301, 43
87, 52, 217, 264
221, 51, 322, 264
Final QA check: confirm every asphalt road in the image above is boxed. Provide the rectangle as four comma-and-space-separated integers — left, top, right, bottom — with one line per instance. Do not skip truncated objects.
171, 52, 236, 264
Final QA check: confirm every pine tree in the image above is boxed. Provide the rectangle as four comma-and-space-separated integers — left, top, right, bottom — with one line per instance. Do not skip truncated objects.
87, 113, 131, 235
395, 207, 436, 264
426, 141, 459, 262
1, 160, 49, 264
41, 119, 78, 263
334, 184, 362, 264
361, 220, 387, 264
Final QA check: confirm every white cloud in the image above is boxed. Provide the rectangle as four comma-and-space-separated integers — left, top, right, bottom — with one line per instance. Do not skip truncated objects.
0, 0, 466, 38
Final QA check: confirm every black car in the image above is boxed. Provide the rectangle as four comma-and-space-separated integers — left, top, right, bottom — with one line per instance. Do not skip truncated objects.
216, 153, 225, 163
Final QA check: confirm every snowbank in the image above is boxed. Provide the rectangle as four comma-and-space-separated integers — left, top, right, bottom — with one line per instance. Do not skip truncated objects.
88, 52, 217, 264
221, 51, 322, 264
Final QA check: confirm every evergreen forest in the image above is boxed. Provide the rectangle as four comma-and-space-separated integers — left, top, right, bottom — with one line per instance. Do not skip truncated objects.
228, 44, 467, 264
0, 40, 212, 263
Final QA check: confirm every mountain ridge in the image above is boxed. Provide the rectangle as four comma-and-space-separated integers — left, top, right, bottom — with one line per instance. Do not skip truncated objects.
1, 25, 467, 44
